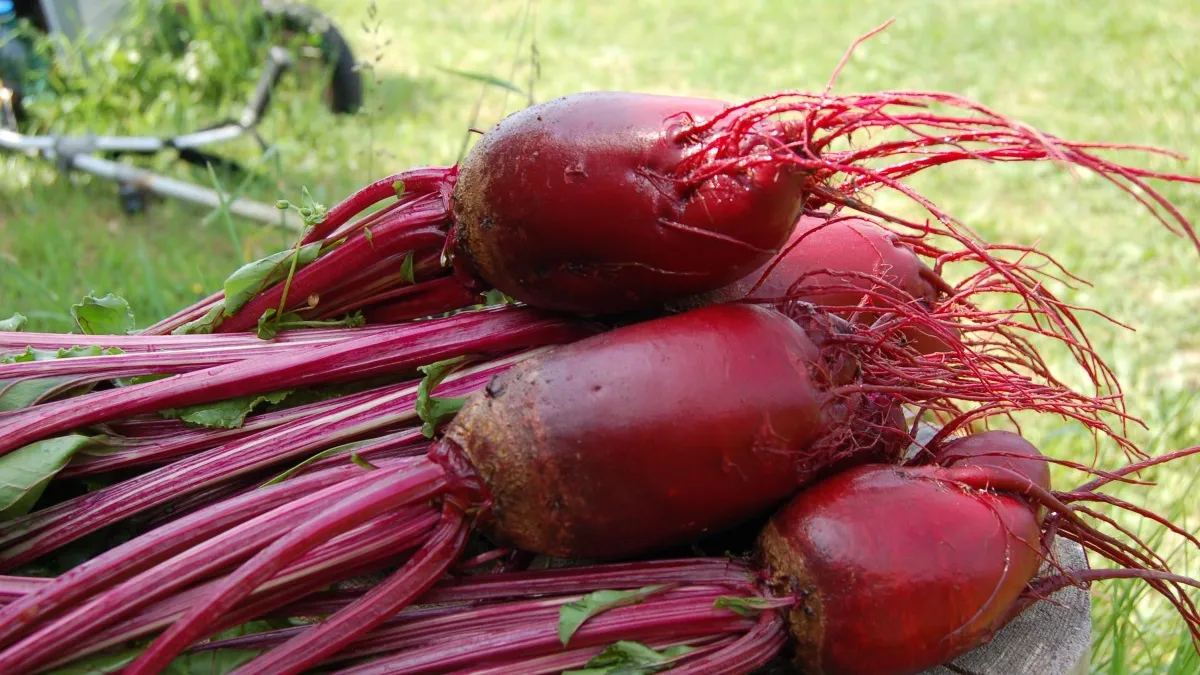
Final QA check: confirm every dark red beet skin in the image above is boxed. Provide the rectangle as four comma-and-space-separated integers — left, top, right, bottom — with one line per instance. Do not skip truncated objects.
759, 462, 1043, 675
452, 92, 809, 313
441, 303, 849, 559
726, 215, 957, 354
935, 430, 1052, 494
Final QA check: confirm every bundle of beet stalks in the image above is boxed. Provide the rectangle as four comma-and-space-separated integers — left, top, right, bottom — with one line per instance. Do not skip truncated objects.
1, 29, 1199, 675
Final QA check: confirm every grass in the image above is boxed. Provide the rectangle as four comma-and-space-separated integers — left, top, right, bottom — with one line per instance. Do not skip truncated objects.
1, 0, 1198, 671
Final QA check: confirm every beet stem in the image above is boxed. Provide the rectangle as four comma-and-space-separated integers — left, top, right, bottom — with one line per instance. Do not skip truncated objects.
45, 506, 439, 671
123, 460, 448, 674
0, 464, 423, 670
331, 592, 754, 675
0, 461, 372, 649
0, 359, 512, 570
669, 610, 789, 675
232, 503, 470, 675
0, 307, 581, 457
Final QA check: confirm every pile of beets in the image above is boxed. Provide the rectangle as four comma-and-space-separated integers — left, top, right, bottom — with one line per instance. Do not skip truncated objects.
0, 46, 1198, 675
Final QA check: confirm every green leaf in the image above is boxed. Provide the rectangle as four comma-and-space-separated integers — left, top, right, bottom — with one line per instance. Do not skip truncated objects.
558, 586, 668, 646
0, 346, 123, 364
712, 595, 784, 617
415, 357, 470, 438
222, 242, 323, 316
0, 435, 101, 520
563, 641, 696, 675
483, 289, 516, 307
267, 381, 379, 410
0, 346, 123, 411
212, 618, 296, 640
114, 373, 172, 387
435, 66, 526, 95
163, 650, 262, 675
159, 390, 293, 429
255, 308, 289, 340
47, 647, 260, 675
44, 648, 137, 674
419, 397, 466, 438
256, 310, 366, 341
0, 313, 28, 331
70, 293, 135, 335
350, 452, 378, 471
260, 437, 380, 487
173, 303, 226, 335
399, 251, 415, 285
76, 438, 143, 459
392, 180, 406, 197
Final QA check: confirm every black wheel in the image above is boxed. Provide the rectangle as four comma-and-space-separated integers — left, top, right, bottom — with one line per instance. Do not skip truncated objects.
118, 184, 147, 215
261, 2, 363, 115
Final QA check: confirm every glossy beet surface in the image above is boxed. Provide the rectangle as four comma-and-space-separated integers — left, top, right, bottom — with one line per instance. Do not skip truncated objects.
759, 462, 1043, 675
723, 216, 955, 353
452, 92, 809, 314
934, 430, 1052, 493
444, 304, 845, 559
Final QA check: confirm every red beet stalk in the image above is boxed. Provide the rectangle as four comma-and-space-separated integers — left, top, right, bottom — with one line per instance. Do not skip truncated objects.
0, 306, 596, 457
0, 355, 528, 570
0, 460, 442, 673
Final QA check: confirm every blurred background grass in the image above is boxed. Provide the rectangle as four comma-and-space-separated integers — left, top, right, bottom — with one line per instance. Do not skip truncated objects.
1, 1, 1197, 672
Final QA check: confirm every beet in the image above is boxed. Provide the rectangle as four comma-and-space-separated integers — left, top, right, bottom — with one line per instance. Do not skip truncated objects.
443, 302, 842, 559
759, 462, 1043, 675
934, 429, 1052, 497
451, 92, 809, 313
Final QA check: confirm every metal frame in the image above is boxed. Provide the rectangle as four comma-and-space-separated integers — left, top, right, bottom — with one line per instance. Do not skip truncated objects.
0, 44, 305, 230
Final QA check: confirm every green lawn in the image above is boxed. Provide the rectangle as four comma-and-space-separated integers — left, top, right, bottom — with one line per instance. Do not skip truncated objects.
1, 0, 1198, 671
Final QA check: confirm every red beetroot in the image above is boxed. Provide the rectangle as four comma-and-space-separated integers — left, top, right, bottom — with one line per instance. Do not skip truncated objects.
757, 432, 1200, 675
738, 218, 942, 302
441, 302, 840, 559
933, 429, 1052, 502
450, 93, 808, 313
695, 214, 958, 353
759, 462, 1044, 675
449, 86, 1196, 318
